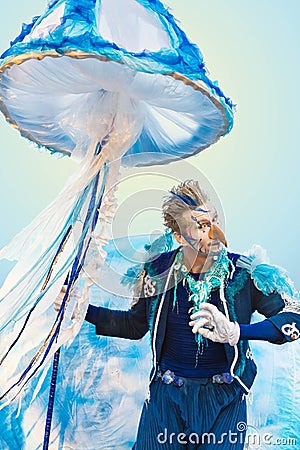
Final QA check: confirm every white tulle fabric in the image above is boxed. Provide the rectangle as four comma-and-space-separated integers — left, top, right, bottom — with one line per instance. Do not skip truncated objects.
0, 101, 143, 406
98, 0, 171, 52
1, 56, 224, 165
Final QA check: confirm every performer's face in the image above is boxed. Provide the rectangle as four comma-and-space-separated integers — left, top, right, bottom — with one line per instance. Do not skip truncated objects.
177, 202, 227, 256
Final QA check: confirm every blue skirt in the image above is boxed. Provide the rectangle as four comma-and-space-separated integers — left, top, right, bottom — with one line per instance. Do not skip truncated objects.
134, 376, 247, 449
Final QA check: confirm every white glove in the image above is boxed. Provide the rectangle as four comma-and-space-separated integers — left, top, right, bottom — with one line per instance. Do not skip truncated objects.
54, 285, 67, 311
54, 284, 81, 320
189, 303, 240, 346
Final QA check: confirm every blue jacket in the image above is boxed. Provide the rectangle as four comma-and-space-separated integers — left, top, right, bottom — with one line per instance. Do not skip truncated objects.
86, 248, 300, 394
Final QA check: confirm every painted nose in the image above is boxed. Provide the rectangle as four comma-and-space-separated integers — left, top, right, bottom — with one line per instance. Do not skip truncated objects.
208, 224, 228, 247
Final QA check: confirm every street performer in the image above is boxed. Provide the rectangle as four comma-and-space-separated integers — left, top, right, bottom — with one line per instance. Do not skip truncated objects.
55, 179, 300, 449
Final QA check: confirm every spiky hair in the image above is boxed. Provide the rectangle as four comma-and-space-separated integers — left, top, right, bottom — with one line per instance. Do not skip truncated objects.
162, 180, 210, 234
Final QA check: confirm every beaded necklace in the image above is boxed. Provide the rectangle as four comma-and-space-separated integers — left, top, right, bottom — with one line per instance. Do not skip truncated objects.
173, 247, 231, 354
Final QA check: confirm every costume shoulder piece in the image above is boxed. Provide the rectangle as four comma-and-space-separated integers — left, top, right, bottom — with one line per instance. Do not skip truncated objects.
236, 245, 300, 311
121, 233, 178, 301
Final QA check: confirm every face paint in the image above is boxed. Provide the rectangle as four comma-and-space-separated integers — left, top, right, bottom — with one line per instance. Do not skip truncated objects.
194, 207, 209, 213
179, 203, 226, 256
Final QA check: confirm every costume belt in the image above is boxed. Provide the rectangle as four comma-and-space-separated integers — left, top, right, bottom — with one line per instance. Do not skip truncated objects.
155, 370, 233, 388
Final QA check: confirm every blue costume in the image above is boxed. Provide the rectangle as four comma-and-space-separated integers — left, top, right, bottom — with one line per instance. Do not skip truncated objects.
86, 247, 300, 449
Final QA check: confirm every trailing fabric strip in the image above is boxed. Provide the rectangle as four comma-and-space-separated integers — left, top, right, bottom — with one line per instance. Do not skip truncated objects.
42, 144, 108, 449
0, 147, 109, 408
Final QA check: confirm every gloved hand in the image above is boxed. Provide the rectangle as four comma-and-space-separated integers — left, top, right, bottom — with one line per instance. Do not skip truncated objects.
54, 285, 67, 311
189, 303, 240, 346
54, 284, 81, 319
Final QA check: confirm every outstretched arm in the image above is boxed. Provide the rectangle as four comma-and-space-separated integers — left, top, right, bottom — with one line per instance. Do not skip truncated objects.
85, 301, 149, 340
54, 280, 149, 340
239, 320, 284, 343
251, 282, 300, 343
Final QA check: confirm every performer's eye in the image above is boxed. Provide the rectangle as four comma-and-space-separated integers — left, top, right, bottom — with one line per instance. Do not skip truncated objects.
197, 222, 210, 229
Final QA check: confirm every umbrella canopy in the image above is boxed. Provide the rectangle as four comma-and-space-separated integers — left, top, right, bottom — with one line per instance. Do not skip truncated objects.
0, 0, 233, 165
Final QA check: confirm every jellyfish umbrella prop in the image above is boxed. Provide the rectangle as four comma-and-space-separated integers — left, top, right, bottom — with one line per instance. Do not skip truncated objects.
0, 0, 234, 447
